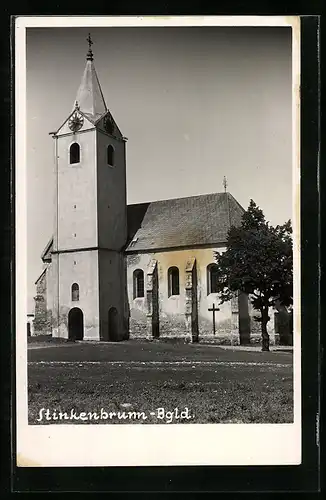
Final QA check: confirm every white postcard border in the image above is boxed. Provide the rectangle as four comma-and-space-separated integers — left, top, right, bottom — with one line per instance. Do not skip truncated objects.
15, 15, 301, 467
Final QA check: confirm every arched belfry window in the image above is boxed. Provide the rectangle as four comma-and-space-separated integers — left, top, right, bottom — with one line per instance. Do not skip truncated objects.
70, 143, 80, 164
207, 264, 219, 294
168, 267, 180, 297
71, 283, 80, 301
133, 269, 144, 298
107, 145, 115, 166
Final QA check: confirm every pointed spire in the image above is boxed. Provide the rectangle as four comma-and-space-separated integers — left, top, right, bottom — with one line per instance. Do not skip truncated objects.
73, 34, 107, 122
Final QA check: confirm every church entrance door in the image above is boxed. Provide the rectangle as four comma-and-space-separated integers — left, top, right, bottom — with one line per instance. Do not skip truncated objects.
108, 307, 119, 341
68, 307, 84, 341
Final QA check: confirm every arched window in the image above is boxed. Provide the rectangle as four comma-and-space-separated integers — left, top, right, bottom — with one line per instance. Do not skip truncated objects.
107, 145, 115, 166
70, 142, 80, 164
71, 283, 80, 301
133, 269, 144, 298
207, 264, 219, 294
168, 267, 180, 297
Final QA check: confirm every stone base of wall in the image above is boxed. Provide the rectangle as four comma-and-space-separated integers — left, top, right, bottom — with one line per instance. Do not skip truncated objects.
244, 333, 280, 346
33, 316, 52, 335
199, 316, 232, 337
134, 333, 282, 346
46, 315, 282, 346
198, 334, 234, 345
129, 318, 148, 339
128, 329, 235, 345
33, 324, 52, 336
33, 305, 53, 334
127, 334, 235, 345
159, 315, 188, 337
130, 314, 193, 341
32, 330, 52, 337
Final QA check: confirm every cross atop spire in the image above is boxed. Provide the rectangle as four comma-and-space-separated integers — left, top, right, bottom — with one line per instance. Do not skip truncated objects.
223, 176, 228, 193
86, 32, 94, 61
223, 176, 232, 227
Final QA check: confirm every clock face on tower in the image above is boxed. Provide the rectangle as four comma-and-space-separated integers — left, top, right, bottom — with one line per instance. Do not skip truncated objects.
104, 114, 114, 135
68, 112, 84, 132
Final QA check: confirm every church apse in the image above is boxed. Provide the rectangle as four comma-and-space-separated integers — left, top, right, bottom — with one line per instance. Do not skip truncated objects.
126, 247, 242, 344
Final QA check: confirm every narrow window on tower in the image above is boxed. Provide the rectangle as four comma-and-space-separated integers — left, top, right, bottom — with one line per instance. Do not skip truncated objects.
71, 283, 80, 301
70, 142, 80, 164
168, 267, 180, 297
133, 269, 144, 298
107, 145, 115, 166
207, 263, 219, 294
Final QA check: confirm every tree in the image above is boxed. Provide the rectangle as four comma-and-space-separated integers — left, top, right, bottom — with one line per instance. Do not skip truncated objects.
214, 200, 293, 351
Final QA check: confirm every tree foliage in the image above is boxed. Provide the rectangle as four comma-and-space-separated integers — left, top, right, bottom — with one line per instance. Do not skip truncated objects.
214, 199, 293, 351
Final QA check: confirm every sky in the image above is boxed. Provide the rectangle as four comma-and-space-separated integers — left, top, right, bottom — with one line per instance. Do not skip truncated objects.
26, 25, 293, 312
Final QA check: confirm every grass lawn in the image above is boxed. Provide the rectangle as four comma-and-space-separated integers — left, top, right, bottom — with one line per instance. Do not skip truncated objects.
28, 340, 293, 425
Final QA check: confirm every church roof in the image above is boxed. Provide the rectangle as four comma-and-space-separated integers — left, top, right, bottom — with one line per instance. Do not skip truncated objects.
39, 193, 245, 261
74, 46, 107, 122
41, 236, 53, 262
126, 192, 245, 252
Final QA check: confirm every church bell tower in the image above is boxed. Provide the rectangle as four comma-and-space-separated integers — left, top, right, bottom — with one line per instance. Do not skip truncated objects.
51, 34, 128, 341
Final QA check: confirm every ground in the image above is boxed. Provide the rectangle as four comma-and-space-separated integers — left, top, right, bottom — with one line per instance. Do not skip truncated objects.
28, 337, 293, 424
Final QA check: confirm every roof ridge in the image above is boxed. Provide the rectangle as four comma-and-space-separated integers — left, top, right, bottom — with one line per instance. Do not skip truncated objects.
227, 192, 246, 213
127, 191, 229, 207
126, 191, 245, 252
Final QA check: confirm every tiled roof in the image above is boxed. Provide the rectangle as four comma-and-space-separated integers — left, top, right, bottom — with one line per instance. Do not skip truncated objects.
41, 237, 53, 262
35, 266, 47, 284
126, 192, 245, 252
40, 192, 245, 258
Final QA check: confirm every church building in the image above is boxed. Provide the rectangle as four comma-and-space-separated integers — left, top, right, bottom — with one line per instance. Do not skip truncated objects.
33, 37, 277, 346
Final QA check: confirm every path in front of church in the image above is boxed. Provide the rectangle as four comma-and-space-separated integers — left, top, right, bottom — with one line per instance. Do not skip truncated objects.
28, 340, 293, 425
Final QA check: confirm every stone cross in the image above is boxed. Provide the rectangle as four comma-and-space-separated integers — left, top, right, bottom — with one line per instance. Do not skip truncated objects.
208, 303, 220, 335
